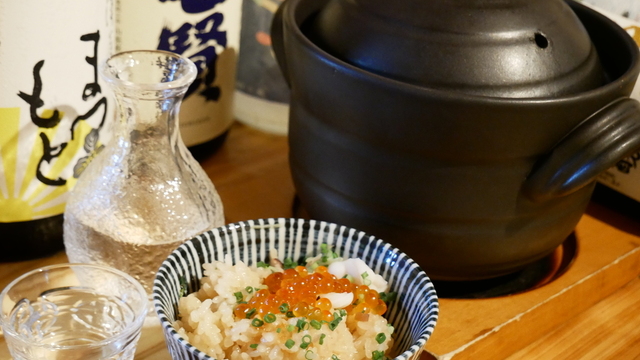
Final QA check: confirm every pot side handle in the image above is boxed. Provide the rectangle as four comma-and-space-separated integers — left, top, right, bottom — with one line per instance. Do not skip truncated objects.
523, 97, 640, 202
271, 0, 291, 87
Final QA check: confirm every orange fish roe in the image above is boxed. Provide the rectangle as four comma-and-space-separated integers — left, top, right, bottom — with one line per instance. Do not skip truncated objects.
233, 264, 388, 323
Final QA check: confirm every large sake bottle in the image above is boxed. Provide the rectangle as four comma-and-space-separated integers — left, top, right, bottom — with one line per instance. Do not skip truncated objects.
116, 0, 242, 159
0, 0, 115, 260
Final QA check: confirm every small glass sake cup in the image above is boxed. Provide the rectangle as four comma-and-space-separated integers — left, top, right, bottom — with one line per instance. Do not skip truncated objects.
0, 263, 148, 360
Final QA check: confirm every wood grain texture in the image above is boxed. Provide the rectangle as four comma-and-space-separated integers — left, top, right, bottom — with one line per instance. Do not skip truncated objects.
0, 123, 638, 359
506, 277, 640, 360
422, 206, 640, 360
199, 122, 294, 224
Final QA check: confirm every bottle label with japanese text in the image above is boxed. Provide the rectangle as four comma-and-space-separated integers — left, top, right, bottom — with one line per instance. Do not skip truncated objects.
234, 0, 291, 135
116, 0, 242, 147
0, 0, 115, 222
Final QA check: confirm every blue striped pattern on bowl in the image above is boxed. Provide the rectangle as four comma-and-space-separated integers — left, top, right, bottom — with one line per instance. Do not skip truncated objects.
153, 218, 439, 360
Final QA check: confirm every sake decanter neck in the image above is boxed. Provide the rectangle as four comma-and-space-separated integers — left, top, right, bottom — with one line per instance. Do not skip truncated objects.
101, 50, 196, 152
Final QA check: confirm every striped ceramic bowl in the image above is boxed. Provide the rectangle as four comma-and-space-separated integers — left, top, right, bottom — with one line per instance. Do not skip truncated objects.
153, 218, 439, 360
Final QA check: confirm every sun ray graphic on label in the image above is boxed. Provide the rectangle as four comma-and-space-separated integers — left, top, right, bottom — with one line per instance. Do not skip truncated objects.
0, 107, 95, 222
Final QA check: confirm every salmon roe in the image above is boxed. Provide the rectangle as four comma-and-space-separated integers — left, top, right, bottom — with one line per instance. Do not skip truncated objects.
233, 265, 388, 322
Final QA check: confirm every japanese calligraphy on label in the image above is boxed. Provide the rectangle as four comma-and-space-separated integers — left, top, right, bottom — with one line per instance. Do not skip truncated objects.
116, 0, 241, 147
0, 0, 115, 222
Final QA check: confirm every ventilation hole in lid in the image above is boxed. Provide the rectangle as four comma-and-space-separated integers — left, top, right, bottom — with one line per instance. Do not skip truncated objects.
534, 32, 549, 49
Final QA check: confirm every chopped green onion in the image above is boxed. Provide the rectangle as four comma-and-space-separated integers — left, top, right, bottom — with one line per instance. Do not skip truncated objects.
245, 286, 254, 294
263, 313, 277, 323
287, 325, 295, 332
318, 244, 339, 265
251, 318, 264, 327
376, 333, 386, 344
310, 319, 322, 330
361, 271, 372, 286
306, 350, 315, 360
331, 355, 340, 360
246, 308, 257, 318
319, 333, 326, 345
338, 309, 347, 317
257, 261, 269, 268
283, 258, 296, 269
379, 292, 397, 303
372, 350, 385, 360
300, 335, 311, 349
279, 303, 290, 313
320, 243, 330, 255
286, 310, 295, 318
296, 318, 308, 332
179, 276, 188, 297
320, 243, 337, 258
234, 291, 243, 302
328, 317, 341, 331
250, 344, 258, 349
285, 339, 295, 349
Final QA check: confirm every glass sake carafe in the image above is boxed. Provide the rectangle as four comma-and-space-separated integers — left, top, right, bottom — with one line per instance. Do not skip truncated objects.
63, 50, 225, 294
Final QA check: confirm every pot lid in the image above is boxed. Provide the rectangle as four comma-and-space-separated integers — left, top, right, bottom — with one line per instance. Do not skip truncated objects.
307, 0, 605, 98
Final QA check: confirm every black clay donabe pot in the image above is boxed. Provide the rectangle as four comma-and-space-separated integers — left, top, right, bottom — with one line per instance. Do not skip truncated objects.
272, 0, 640, 280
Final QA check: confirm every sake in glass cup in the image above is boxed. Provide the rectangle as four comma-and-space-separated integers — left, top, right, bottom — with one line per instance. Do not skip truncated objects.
0, 263, 148, 360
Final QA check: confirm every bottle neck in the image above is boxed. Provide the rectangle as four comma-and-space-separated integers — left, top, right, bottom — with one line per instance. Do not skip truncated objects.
99, 50, 197, 158
112, 93, 183, 152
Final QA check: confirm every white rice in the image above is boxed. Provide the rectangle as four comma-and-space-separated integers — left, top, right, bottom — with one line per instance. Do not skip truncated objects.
173, 256, 394, 360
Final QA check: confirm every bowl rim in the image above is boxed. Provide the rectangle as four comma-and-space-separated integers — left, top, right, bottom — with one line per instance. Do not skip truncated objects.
153, 218, 439, 360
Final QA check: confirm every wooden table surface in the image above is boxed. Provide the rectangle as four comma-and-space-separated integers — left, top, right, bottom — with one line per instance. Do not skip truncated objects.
0, 122, 639, 360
